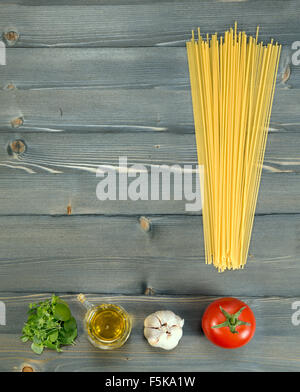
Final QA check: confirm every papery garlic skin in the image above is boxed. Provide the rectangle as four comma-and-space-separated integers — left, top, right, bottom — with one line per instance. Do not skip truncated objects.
144, 310, 184, 350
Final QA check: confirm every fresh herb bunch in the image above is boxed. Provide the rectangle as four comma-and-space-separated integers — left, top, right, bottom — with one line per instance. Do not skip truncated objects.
21, 295, 77, 354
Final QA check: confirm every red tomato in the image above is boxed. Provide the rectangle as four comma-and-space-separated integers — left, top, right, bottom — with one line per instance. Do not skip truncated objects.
202, 297, 256, 349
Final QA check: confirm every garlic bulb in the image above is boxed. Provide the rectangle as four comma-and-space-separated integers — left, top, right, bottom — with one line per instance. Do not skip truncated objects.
144, 310, 184, 350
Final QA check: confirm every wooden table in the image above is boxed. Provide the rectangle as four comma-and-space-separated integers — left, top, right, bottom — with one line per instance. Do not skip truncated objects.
0, 0, 299, 372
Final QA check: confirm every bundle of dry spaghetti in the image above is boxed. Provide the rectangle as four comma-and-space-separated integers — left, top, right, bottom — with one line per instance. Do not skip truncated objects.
186, 24, 281, 271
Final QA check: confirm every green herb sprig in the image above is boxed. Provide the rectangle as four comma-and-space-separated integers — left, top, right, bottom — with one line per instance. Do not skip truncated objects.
21, 295, 77, 354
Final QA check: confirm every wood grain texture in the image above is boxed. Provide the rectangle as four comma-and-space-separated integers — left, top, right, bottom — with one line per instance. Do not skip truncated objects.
0, 46, 296, 90
0, 294, 299, 372
0, 130, 298, 214
1, 130, 299, 172
1, 88, 300, 132
0, 214, 298, 296
0, 1, 298, 47
0, 172, 298, 216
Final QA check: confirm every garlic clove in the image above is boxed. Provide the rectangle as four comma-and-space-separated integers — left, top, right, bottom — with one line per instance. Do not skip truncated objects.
169, 326, 183, 345
154, 310, 177, 325
144, 327, 161, 346
144, 313, 161, 329
157, 327, 183, 350
175, 315, 185, 329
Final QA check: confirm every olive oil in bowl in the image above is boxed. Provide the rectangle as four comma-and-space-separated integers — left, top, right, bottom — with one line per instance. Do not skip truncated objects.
78, 294, 132, 350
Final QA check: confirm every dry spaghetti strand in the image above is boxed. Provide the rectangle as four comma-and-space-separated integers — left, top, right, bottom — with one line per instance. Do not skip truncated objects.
186, 24, 281, 271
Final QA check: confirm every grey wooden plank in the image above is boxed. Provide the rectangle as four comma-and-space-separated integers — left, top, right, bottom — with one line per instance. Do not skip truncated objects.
1, 88, 300, 132
1, 131, 299, 173
0, 294, 299, 372
6, 0, 288, 5
0, 214, 298, 296
0, 130, 298, 215
0, 1, 298, 47
0, 171, 298, 215
0, 46, 296, 90
1, 48, 189, 90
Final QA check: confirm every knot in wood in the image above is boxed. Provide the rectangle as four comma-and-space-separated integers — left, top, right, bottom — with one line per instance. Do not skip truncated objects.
3, 30, 19, 45
11, 117, 23, 128
8, 139, 26, 155
139, 216, 151, 232
5, 83, 16, 91
144, 287, 155, 296
22, 366, 34, 372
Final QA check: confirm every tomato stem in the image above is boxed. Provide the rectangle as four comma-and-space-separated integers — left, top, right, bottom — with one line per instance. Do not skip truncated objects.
211, 306, 251, 334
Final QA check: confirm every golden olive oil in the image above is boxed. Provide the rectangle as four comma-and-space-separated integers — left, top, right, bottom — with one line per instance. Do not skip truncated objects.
89, 308, 125, 341
82, 302, 131, 349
